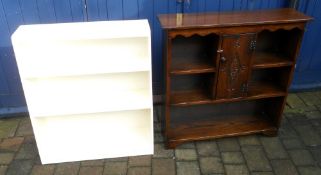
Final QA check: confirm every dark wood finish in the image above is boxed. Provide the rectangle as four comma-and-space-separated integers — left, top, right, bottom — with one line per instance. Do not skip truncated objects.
158, 8, 312, 29
170, 82, 286, 106
216, 33, 255, 99
167, 100, 278, 148
159, 9, 312, 148
171, 34, 219, 75
253, 52, 293, 69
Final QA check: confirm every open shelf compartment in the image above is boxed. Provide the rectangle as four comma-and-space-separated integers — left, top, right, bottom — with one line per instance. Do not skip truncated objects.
249, 67, 291, 98
253, 28, 302, 69
168, 97, 284, 141
171, 34, 219, 75
23, 71, 152, 117
32, 109, 153, 164
170, 73, 215, 105
14, 37, 151, 78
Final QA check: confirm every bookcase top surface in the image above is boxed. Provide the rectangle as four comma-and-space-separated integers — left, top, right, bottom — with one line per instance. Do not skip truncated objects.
158, 8, 312, 29
12, 19, 150, 42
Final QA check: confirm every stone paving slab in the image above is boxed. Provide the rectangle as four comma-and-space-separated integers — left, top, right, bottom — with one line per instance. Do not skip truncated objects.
0, 91, 321, 174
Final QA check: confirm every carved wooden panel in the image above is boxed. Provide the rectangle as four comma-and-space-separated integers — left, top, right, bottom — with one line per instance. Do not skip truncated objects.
216, 33, 256, 99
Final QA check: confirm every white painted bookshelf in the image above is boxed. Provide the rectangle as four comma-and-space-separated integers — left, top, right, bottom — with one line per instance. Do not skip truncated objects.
11, 20, 153, 164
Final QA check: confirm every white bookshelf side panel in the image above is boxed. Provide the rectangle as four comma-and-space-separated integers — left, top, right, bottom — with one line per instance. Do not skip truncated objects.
22, 71, 152, 117
14, 37, 150, 78
31, 109, 153, 164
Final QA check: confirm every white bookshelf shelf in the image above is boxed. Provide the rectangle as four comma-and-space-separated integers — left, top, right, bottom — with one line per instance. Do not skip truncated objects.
14, 37, 150, 78
12, 19, 153, 164
23, 71, 152, 117
33, 109, 153, 164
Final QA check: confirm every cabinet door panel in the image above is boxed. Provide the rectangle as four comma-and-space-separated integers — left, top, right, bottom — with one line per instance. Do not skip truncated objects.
216, 33, 255, 99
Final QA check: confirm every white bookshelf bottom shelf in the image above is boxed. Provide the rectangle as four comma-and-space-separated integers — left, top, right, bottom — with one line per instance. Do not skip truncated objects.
32, 109, 153, 164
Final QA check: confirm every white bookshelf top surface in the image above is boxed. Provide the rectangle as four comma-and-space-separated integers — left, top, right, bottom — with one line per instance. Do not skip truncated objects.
12, 19, 150, 42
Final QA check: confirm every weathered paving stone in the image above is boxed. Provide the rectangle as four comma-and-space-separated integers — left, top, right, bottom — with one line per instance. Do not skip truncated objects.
16, 117, 34, 136
310, 146, 321, 166
104, 161, 127, 175
284, 105, 304, 115
310, 118, 321, 131
279, 124, 298, 138
175, 149, 197, 161
0, 165, 7, 175
281, 115, 289, 125
225, 165, 249, 175
129, 155, 151, 167
241, 146, 272, 171
288, 149, 315, 166
284, 105, 317, 115
81, 159, 105, 166
153, 143, 174, 158
176, 161, 200, 175
127, 167, 151, 175
15, 143, 38, 159
297, 92, 321, 106
6, 159, 34, 175
294, 125, 321, 146
222, 152, 244, 164
79, 166, 104, 175
104, 157, 128, 162
286, 94, 307, 108
23, 135, 36, 144
154, 123, 162, 133
298, 166, 321, 175
31, 164, 55, 175
196, 140, 219, 156
199, 157, 224, 174
306, 110, 321, 119
55, 162, 80, 175
0, 137, 24, 151
0, 153, 14, 164
154, 132, 164, 143
288, 114, 310, 126
238, 135, 260, 146
0, 118, 20, 139
271, 159, 298, 175
251, 172, 274, 175
282, 138, 304, 149
33, 155, 42, 165
260, 137, 288, 159
152, 158, 175, 175
217, 138, 240, 151
316, 91, 321, 99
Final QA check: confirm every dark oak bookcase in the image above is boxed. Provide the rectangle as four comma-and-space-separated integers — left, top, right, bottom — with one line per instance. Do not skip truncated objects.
158, 9, 312, 148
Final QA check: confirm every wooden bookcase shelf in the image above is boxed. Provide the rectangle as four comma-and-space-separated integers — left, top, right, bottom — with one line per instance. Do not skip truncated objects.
252, 52, 293, 69
170, 34, 219, 75
158, 8, 312, 148
12, 20, 153, 163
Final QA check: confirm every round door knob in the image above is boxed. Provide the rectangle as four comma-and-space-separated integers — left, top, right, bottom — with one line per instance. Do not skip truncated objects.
221, 57, 227, 62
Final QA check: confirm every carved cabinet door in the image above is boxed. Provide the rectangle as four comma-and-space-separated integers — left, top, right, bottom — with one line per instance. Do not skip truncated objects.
216, 33, 256, 99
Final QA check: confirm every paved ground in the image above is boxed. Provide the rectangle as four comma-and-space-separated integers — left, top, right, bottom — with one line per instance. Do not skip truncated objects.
1, 91, 321, 175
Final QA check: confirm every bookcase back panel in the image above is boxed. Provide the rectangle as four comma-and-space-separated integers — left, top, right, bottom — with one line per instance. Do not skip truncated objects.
256, 28, 302, 60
